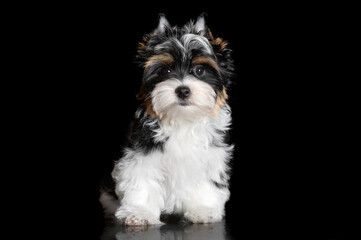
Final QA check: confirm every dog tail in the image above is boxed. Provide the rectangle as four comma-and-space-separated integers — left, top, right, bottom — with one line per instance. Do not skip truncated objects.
99, 175, 119, 218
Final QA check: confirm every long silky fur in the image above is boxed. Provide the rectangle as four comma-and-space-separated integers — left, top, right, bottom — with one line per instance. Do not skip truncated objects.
100, 14, 235, 225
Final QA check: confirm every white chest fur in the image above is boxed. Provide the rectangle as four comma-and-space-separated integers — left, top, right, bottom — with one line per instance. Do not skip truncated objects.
155, 108, 233, 212
112, 106, 232, 215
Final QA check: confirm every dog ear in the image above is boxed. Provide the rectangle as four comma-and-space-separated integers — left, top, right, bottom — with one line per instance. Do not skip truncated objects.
195, 13, 208, 36
154, 13, 170, 35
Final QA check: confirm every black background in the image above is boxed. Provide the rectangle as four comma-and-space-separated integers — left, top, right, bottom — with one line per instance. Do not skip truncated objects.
29, 2, 357, 239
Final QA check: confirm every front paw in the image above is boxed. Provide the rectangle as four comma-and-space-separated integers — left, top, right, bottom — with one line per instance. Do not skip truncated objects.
124, 215, 149, 226
184, 211, 215, 224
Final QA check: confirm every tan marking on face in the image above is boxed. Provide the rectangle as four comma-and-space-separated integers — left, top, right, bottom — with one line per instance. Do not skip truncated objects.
144, 52, 174, 69
144, 99, 157, 117
207, 29, 215, 41
137, 87, 158, 118
192, 55, 219, 71
211, 37, 228, 52
137, 36, 150, 53
211, 86, 228, 117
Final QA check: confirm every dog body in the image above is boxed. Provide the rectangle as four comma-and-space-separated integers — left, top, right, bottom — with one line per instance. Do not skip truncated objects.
100, 14, 234, 225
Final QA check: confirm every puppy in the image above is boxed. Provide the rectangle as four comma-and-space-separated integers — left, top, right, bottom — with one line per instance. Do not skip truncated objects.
100, 14, 235, 225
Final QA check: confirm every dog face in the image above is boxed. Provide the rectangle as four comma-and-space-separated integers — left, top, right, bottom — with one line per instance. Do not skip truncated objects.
136, 14, 234, 121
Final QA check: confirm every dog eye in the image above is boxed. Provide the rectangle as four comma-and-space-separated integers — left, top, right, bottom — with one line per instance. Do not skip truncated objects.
194, 65, 205, 77
161, 67, 172, 76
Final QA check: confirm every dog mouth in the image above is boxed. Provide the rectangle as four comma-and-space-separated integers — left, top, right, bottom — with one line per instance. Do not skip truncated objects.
178, 99, 190, 106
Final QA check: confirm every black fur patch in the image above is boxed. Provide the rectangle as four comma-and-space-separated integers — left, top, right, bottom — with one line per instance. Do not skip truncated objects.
127, 107, 168, 155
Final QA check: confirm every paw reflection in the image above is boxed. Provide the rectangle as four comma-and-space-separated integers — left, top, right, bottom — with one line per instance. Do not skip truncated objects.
101, 219, 233, 240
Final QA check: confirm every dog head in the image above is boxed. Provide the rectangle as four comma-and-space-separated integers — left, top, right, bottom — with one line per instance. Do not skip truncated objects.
136, 14, 234, 121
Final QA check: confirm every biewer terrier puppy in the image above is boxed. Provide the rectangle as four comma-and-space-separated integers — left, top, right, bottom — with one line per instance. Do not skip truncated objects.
100, 14, 234, 225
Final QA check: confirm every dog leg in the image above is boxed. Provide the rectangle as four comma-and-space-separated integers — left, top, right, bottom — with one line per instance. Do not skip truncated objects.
183, 182, 229, 224
114, 185, 164, 225
113, 153, 165, 225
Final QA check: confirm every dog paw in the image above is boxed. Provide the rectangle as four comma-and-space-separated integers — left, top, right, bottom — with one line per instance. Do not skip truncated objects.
124, 215, 149, 226
184, 212, 214, 224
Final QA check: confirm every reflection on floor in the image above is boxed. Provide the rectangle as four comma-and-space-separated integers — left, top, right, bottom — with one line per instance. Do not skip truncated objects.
101, 219, 234, 240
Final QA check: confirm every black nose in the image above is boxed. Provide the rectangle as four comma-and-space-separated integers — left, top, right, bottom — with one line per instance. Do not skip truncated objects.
175, 86, 191, 99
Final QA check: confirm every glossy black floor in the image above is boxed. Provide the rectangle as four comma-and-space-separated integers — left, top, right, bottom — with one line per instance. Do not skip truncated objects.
101, 220, 233, 240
